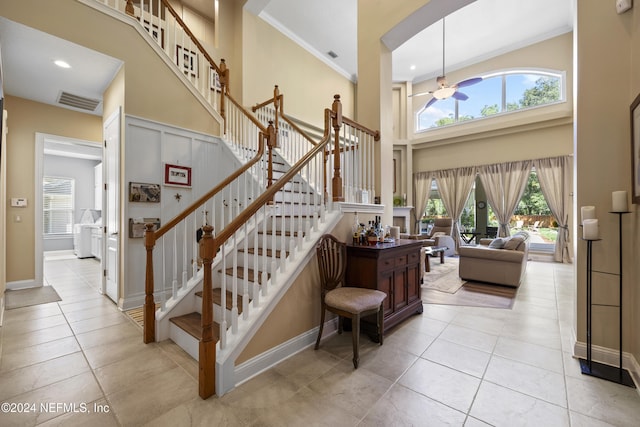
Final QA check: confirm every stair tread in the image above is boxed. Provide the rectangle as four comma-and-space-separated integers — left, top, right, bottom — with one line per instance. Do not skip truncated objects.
195, 288, 246, 313
238, 247, 288, 258
169, 312, 220, 341
221, 266, 270, 284
258, 230, 304, 237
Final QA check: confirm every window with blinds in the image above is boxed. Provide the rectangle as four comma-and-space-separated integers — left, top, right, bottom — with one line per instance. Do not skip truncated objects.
43, 176, 74, 235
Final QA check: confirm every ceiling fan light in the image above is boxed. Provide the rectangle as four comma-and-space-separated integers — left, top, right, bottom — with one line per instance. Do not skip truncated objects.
433, 87, 455, 100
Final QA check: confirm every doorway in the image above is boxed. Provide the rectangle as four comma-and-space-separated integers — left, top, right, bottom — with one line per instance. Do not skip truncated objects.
35, 133, 105, 299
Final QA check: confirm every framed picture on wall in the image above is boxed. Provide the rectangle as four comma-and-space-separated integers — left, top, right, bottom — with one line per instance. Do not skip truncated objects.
176, 45, 198, 77
631, 92, 640, 204
164, 164, 192, 187
129, 182, 161, 203
129, 217, 160, 238
140, 18, 164, 48
210, 67, 221, 92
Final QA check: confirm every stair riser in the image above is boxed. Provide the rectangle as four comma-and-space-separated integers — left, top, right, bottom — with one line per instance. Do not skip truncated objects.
275, 180, 306, 192
270, 204, 318, 216
211, 271, 259, 297
233, 252, 279, 270
273, 192, 320, 204
267, 215, 313, 230
196, 293, 252, 325
169, 323, 199, 361
255, 236, 297, 251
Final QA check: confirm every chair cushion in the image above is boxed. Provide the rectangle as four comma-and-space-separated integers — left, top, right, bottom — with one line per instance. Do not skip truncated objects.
325, 287, 387, 314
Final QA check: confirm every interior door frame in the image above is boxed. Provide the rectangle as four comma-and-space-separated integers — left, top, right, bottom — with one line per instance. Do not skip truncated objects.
35, 133, 102, 289
102, 108, 121, 303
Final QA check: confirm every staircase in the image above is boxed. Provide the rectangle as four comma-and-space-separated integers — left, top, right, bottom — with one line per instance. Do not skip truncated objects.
165, 149, 325, 361
84, 0, 380, 399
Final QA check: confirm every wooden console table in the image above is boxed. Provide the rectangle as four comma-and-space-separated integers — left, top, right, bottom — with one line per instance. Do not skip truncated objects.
345, 239, 423, 335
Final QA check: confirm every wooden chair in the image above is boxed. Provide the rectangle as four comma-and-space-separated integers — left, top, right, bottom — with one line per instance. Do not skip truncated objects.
314, 234, 387, 368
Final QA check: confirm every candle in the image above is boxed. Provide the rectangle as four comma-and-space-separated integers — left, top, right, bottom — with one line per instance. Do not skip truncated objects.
612, 191, 628, 212
581, 206, 596, 224
582, 219, 599, 240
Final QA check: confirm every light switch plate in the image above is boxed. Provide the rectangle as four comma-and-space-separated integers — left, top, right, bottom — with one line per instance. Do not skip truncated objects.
11, 198, 27, 207
617, 0, 633, 14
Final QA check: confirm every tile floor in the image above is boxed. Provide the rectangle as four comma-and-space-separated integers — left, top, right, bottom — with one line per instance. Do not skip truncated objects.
1, 255, 640, 426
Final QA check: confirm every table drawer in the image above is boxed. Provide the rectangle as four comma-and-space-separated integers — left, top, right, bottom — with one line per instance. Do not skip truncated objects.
395, 255, 407, 266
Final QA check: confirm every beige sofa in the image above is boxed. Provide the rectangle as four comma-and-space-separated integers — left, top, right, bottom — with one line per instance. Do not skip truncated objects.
458, 231, 530, 287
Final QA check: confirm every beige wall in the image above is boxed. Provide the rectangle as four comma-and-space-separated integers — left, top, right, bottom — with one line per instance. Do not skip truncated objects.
631, 0, 640, 375
4, 96, 102, 282
238, 211, 379, 364
576, 2, 638, 362
357, 0, 437, 227
1, 109, 7, 306
241, 9, 355, 127
2, 0, 219, 136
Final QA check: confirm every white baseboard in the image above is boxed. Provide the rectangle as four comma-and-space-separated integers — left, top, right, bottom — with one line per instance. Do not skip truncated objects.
233, 318, 339, 389
6, 279, 40, 290
574, 340, 640, 393
0, 295, 4, 327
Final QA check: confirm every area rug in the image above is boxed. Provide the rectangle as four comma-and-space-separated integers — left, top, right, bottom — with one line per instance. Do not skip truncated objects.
5, 286, 62, 310
422, 281, 517, 309
422, 257, 465, 294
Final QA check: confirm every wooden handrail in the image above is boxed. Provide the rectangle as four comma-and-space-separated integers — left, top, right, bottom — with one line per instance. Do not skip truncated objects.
253, 85, 319, 147
143, 126, 270, 346
127, 0, 224, 77
151, 128, 268, 242
342, 116, 381, 141
213, 107, 333, 247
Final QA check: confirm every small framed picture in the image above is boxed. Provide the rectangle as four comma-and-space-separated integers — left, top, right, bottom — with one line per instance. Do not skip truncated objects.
129, 182, 161, 203
177, 45, 198, 77
141, 19, 164, 48
129, 217, 160, 238
210, 67, 221, 92
165, 164, 192, 187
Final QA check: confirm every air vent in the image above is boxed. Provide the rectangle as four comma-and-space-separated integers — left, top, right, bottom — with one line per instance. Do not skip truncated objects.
327, 50, 338, 59
57, 91, 101, 111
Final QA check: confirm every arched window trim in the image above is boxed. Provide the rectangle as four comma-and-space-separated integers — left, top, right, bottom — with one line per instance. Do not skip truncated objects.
416, 68, 566, 132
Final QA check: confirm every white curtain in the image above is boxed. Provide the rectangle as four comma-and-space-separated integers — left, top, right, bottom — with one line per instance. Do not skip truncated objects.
435, 167, 476, 250
534, 156, 573, 263
479, 161, 532, 237
413, 172, 433, 234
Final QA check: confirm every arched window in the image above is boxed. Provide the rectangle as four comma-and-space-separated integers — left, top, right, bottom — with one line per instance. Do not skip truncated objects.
416, 69, 564, 131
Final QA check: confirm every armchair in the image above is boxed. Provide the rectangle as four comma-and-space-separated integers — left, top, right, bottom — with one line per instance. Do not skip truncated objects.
423, 218, 456, 256
401, 218, 456, 257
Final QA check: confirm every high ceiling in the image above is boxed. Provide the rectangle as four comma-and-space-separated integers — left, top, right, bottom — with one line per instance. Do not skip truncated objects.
0, 0, 574, 118
248, 0, 573, 83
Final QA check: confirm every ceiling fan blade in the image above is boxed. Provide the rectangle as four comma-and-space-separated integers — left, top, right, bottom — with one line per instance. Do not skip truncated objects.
424, 97, 438, 109
409, 91, 432, 98
452, 91, 469, 101
455, 77, 483, 88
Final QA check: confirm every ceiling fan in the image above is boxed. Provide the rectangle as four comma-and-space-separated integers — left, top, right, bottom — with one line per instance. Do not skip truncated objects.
411, 17, 483, 109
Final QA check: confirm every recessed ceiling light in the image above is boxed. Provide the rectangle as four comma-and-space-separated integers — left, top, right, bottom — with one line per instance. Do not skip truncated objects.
54, 60, 71, 69
410, 65, 416, 70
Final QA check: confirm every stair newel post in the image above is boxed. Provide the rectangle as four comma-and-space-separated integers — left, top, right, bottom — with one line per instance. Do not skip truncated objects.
125, 0, 135, 16
219, 59, 228, 123
331, 95, 344, 202
273, 85, 280, 148
199, 224, 216, 399
143, 223, 156, 343
266, 121, 277, 194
